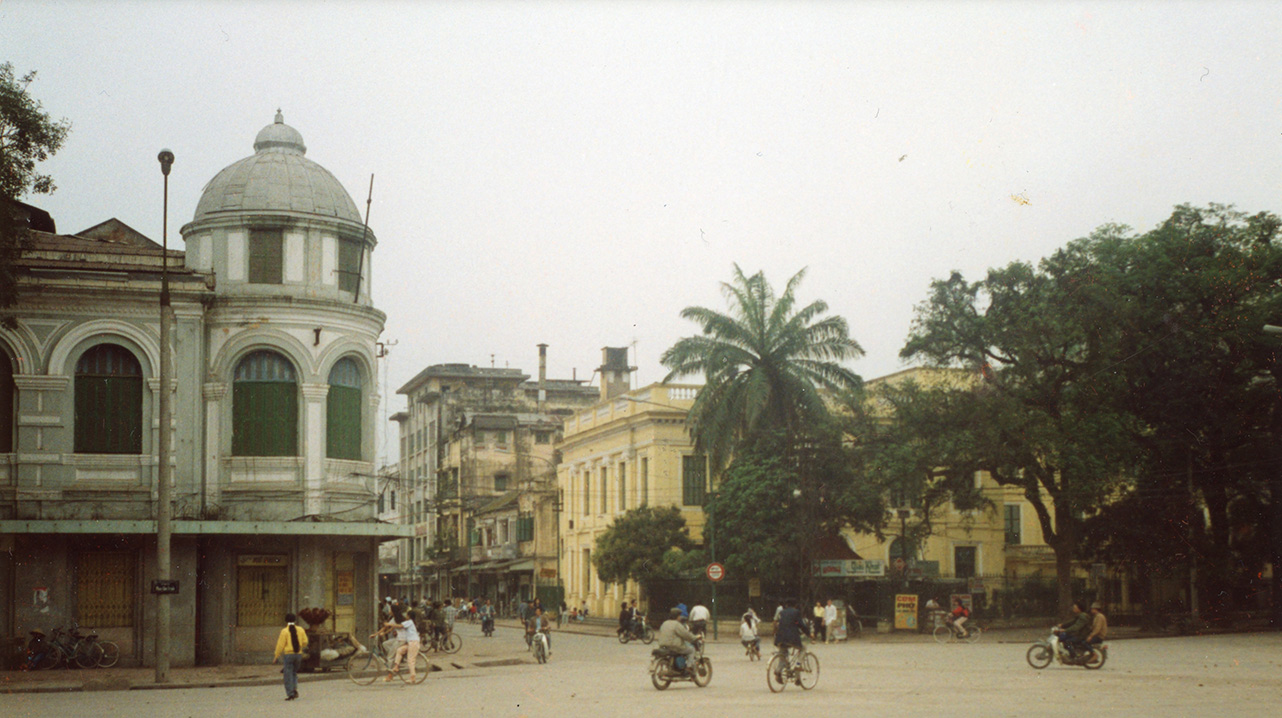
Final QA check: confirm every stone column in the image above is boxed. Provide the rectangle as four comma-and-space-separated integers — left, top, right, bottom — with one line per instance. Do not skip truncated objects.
301, 383, 330, 517
202, 382, 226, 509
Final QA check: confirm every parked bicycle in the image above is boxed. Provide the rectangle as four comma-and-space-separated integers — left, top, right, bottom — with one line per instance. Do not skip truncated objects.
346, 629, 427, 685
424, 628, 461, 654
766, 644, 819, 692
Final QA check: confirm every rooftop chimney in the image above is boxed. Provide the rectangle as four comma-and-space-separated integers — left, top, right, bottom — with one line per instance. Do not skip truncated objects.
538, 344, 548, 410
599, 346, 635, 401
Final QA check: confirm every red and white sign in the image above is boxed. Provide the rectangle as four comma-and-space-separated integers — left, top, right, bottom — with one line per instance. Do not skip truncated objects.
706, 563, 725, 582
893, 557, 906, 572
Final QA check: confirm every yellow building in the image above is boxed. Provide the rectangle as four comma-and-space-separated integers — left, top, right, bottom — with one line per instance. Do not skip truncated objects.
556, 381, 705, 617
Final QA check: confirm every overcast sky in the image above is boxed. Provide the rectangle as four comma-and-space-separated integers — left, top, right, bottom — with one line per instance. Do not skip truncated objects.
5, 1, 1281, 465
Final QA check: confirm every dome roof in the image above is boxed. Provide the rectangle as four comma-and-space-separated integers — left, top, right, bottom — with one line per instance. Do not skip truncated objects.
192, 111, 362, 224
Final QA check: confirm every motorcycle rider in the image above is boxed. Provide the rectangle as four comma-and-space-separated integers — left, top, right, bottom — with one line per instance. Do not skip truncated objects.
1086, 602, 1108, 647
657, 607, 699, 671
618, 601, 633, 638
1056, 601, 1092, 657
689, 602, 710, 637
480, 598, 495, 636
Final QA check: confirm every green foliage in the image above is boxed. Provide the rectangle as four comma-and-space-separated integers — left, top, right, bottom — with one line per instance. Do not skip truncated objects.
1, 63, 71, 321
706, 428, 884, 586
0, 63, 70, 199
592, 506, 695, 587
661, 264, 863, 473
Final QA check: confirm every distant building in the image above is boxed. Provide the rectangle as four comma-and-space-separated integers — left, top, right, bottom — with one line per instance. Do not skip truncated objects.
392, 345, 597, 606
0, 113, 404, 666
557, 347, 705, 617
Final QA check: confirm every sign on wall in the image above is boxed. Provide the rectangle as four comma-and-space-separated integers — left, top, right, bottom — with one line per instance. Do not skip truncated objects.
894, 594, 918, 630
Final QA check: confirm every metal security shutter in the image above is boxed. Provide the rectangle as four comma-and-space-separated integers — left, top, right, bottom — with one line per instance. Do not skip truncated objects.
77, 551, 135, 627
232, 351, 298, 456
74, 344, 143, 454
326, 358, 361, 460
237, 564, 290, 626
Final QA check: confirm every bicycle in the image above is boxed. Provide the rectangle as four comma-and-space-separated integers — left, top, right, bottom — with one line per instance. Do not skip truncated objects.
346, 630, 428, 685
48, 625, 104, 669
424, 628, 461, 654
767, 645, 819, 692
933, 618, 982, 644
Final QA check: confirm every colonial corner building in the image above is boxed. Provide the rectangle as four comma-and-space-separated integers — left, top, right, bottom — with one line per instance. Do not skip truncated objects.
0, 113, 407, 666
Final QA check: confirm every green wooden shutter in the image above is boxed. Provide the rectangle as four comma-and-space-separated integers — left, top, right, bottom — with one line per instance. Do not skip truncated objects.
326, 358, 362, 460
74, 345, 142, 454
338, 239, 361, 294
0, 352, 13, 453
232, 351, 297, 456
682, 454, 707, 506
248, 230, 283, 284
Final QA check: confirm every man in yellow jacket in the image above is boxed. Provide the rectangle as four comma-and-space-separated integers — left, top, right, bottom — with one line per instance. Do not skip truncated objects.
273, 613, 309, 700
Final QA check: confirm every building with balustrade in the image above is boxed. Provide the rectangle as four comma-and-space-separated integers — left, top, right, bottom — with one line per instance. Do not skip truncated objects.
0, 113, 406, 666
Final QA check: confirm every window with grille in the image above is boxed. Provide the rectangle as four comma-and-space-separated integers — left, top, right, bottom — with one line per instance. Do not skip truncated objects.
74, 344, 143, 454
682, 454, 707, 506
236, 562, 289, 626
494, 473, 508, 492
248, 229, 283, 284
517, 515, 534, 542
232, 350, 297, 456
326, 357, 362, 460
77, 551, 135, 627
640, 457, 648, 506
1004, 505, 1022, 545
0, 351, 13, 453
534, 431, 551, 444
954, 546, 977, 579
338, 239, 361, 294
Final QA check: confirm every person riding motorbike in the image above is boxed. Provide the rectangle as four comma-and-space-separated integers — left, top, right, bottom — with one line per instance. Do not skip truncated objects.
657, 608, 698, 671
480, 598, 495, 636
1086, 602, 1108, 647
526, 607, 552, 654
1056, 601, 1092, 657
618, 601, 633, 638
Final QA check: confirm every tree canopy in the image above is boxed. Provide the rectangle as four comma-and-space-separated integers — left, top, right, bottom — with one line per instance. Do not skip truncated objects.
592, 506, 696, 588
660, 264, 863, 473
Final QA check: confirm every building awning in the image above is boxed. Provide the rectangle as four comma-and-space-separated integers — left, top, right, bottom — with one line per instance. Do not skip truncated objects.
500, 559, 535, 572
0, 519, 413, 539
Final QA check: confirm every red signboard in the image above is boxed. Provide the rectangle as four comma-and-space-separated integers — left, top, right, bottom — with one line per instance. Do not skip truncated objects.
706, 563, 725, 582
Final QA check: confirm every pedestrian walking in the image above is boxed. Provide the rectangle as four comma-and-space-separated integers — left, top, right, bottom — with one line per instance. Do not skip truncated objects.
824, 600, 838, 644
272, 613, 309, 701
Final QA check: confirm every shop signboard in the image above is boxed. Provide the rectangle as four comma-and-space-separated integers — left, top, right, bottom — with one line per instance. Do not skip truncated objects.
894, 594, 918, 630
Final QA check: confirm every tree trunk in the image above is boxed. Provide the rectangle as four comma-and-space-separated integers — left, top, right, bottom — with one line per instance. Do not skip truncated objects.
1053, 503, 1076, 616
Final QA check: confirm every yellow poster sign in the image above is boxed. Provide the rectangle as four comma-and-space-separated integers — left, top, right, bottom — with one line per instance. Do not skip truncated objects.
894, 594, 919, 630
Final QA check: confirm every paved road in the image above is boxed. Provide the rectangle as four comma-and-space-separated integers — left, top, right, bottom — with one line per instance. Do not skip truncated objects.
3, 622, 1280, 717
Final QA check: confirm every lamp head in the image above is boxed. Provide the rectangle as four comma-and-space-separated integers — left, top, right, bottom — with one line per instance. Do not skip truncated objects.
158, 149, 175, 176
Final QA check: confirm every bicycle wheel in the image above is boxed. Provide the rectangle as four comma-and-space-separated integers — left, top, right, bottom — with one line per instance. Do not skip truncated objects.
766, 654, 788, 693
445, 633, 462, 654
1026, 644, 1052, 669
692, 657, 712, 687
401, 652, 429, 684
798, 652, 820, 690
964, 625, 982, 643
36, 645, 62, 670
933, 626, 952, 644
641, 625, 655, 645
849, 619, 863, 637
346, 652, 382, 685
96, 640, 120, 668
74, 640, 104, 669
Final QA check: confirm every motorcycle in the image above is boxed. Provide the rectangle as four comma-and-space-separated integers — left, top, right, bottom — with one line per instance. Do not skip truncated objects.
481, 614, 494, 637
618, 621, 655, 645
1026, 629, 1107, 670
649, 639, 712, 690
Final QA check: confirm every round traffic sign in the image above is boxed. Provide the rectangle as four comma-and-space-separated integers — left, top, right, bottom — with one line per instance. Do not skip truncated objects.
893, 557, 906, 571
706, 562, 725, 582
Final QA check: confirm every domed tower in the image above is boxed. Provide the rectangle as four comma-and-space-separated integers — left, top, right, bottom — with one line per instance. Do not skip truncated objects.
180, 112, 385, 522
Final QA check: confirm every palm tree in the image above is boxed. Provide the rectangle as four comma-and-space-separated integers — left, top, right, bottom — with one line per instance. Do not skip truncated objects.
661, 264, 864, 472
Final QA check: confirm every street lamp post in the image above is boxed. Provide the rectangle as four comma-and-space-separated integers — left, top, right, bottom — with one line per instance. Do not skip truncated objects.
155, 149, 174, 683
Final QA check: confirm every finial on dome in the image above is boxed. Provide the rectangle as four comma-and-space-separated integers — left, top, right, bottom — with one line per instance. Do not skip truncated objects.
275, 109, 284, 124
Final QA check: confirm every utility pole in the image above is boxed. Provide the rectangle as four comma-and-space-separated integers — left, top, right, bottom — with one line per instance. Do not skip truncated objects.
155, 149, 174, 683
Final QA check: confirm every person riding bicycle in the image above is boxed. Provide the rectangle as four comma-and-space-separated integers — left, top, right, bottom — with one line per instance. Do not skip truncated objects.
773, 598, 810, 683
1056, 601, 1092, 657
739, 612, 760, 654
657, 608, 698, 670
526, 607, 552, 655
948, 598, 971, 637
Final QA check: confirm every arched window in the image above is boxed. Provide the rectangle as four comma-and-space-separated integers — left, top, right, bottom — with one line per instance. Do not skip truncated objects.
74, 344, 142, 454
326, 357, 362, 460
232, 350, 297, 456
0, 352, 14, 453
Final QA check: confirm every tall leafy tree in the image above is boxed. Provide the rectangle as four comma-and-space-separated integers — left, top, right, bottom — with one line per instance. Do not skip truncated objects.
901, 235, 1142, 614
593, 506, 695, 589
1, 63, 71, 317
661, 264, 864, 473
